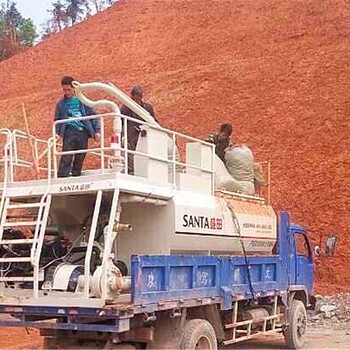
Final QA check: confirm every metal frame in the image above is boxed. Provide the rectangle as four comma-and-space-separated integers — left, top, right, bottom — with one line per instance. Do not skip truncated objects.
84, 190, 103, 298
12, 129, 50, 172
52, 112, 216, 192
223, 296, 283, 345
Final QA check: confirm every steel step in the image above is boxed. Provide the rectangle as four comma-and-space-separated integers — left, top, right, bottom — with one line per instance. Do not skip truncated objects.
0, 276, 34, 282
2, 221, 40, 227
7, 203, 41, 209
0, 239, 34, 245
0, 257, 31, 263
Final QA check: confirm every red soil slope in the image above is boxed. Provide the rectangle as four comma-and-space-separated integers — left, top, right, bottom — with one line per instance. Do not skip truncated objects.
0, 0, 349, 294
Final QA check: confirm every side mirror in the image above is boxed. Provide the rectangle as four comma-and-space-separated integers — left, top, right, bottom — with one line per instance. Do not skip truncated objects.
325, 235, 337, 256
313, 234, 337, 257
314, 245, 321, 257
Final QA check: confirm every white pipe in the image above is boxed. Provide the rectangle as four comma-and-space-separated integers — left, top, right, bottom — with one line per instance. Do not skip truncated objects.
72, 81, 164, 128
108, 82, 159, 126
121, 195, 168, 206
72, 81, 179, 175
73, 82, 120, 114
120, 276, 131, 291
73, 81, 159, 126
73, 81, 121, 133
73, 81, 123, 169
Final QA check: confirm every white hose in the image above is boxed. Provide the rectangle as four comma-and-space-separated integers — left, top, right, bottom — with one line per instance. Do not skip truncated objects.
73, 81, 125, 168
73, 81, 122, 135
72, 81, 179, 172
73, 81, 159, 127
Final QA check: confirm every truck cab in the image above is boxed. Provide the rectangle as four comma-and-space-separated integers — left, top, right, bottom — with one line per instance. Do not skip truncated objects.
290, 224, 314, 295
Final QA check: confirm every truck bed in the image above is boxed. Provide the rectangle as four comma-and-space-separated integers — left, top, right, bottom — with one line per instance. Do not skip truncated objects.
0, 254, 286, 333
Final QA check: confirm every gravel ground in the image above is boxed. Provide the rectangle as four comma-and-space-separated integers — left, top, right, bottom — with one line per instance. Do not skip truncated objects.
1, 293, 349, 349
0, 326, 348, 349
228, 329, 350, 349
0, 0, 350, 293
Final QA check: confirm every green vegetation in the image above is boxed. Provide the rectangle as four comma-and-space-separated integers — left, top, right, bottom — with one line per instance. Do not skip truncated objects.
0, 0, 37, 60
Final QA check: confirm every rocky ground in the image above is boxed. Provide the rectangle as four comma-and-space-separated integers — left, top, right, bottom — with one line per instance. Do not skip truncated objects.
0, 0, 350, 293
308, 292, 350, 330
238, 293, 350, 349
3, 328, 349, 349
231, 329, 350, 349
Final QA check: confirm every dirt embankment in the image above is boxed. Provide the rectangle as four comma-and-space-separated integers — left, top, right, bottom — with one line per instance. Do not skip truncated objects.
0, 0, 349, 293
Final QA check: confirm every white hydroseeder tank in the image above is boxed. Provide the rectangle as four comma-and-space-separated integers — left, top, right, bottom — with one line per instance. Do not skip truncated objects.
0, 81, 274, 307
118, 190, 276, 268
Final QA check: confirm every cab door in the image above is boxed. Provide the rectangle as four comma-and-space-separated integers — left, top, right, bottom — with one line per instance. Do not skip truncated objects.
294, 232, 313, 293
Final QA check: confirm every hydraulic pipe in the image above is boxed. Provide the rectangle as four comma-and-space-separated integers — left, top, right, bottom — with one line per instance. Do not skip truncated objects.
72, 81, 123, 169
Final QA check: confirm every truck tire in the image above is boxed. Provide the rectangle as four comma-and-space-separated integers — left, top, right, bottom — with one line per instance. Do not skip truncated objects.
284, 300, 307, 349
181, 319, 217, 350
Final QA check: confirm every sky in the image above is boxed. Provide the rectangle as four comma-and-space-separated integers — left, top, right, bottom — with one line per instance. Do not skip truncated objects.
5, 0, 52, 29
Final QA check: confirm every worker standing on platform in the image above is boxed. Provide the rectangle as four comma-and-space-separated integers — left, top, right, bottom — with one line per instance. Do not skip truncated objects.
120, 85, 157, 174
206, 123, 233, 163
54, 76, 101, 177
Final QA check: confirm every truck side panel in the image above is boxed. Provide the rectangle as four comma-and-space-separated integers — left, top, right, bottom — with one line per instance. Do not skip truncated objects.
131, 254, 285, 310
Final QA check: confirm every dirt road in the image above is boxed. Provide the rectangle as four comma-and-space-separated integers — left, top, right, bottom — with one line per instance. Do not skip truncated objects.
0, 327, 349, 349
229, 329, 350, 349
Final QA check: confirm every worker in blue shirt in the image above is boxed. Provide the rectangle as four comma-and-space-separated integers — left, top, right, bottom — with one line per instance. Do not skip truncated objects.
54, 76, 101, 177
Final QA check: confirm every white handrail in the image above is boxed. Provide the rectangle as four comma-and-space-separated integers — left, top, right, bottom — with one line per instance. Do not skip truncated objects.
0, 129, 14, 182
52, 112, 215, 185
0, 142, 11, 237
53, 112, 215, 150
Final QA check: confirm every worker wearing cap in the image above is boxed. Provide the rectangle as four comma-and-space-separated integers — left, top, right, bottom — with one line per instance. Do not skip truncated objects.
54, 76, 101, 177
120, 86, 157, 174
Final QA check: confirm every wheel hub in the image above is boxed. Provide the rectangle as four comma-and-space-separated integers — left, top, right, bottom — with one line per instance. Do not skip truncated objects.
196, 335, 211, 350
297, 312, 307, 338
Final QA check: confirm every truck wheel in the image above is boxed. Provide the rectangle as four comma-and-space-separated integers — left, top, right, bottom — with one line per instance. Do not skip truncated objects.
284, 300, 307, 349
181, 319, 217, 350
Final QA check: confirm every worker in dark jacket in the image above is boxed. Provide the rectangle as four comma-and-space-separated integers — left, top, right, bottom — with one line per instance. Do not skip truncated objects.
55, 76, 101, 177
120, 85, 157, 174
206, 123, 233, 163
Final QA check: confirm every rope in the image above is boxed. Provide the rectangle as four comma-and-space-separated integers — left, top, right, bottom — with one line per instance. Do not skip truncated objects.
228, 204, 256, 299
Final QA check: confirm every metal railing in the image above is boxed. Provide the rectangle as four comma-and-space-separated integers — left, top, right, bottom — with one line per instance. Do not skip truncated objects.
0, 119, 271, 203
0, 128, 53, 183
0, 129, 14, 183
52, 112, 216, 192
0, 129, 13, 225
12, 129, 52, 172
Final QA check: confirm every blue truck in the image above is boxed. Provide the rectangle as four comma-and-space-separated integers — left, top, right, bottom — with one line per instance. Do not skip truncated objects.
0, 82, 327, 349
0, 210, 315, 350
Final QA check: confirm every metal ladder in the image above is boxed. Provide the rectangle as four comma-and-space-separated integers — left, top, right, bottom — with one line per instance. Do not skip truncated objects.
0, 193, 52, 291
